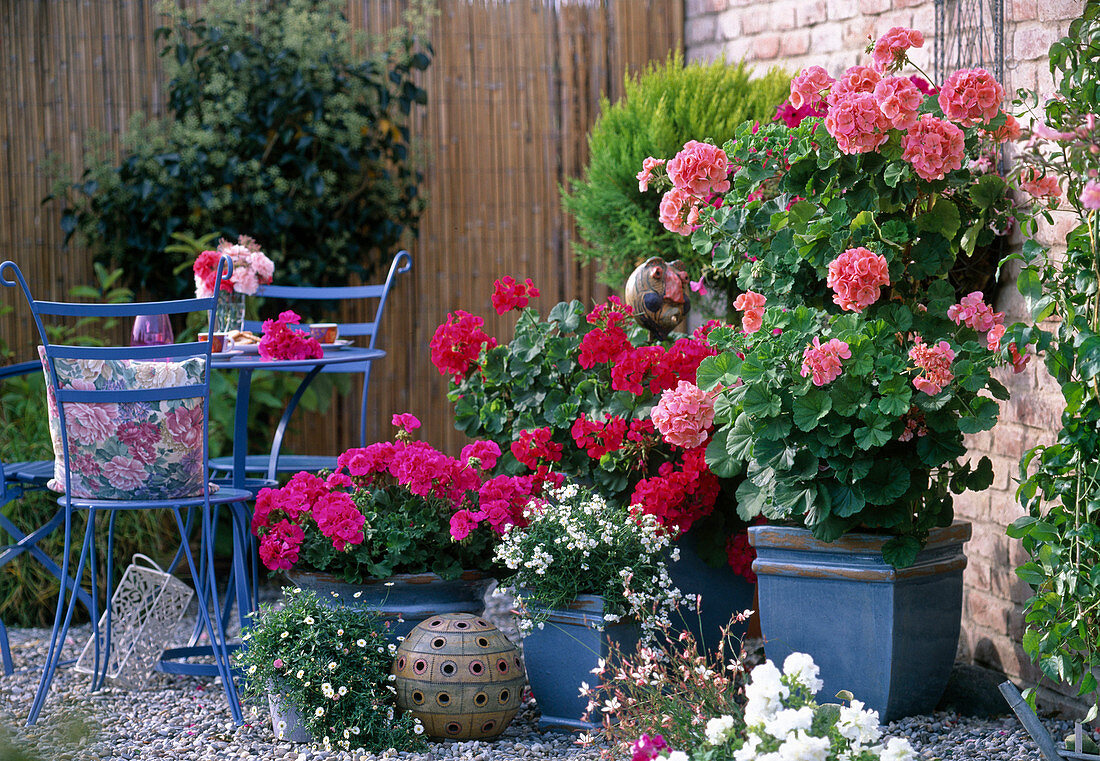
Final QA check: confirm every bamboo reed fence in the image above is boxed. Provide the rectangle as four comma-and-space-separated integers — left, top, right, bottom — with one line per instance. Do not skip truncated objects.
0, 0, 682, 457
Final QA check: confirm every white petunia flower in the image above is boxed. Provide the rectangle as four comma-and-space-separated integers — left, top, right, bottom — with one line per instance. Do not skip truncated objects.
733, 734, 762, 761
782, 652, 824, 694
704, 714, 737, 746
879, 737, 917, 761
776, 729, 830, 761
837, 699, 882, 744
764, 706, 814, 740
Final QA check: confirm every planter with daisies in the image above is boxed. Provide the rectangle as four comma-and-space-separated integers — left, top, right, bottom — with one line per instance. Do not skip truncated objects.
251, 416, 547, 637
431, 278, 759, 649
492, 481, 682, 730
641, 27, 1037, 720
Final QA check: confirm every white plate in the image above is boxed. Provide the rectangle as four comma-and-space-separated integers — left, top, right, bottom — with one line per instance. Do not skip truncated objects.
211, 349, 243, 359
320, 339, 353, 350
232, 343, 261, 354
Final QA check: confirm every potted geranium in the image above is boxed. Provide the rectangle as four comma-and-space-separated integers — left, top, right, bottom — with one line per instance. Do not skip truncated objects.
431, 277, 757, 647
192, 234, 275, 332
250, 415, 546, 635
235, 587, 425, 752
492, 481, 682, 731
641, 27, 1035, 720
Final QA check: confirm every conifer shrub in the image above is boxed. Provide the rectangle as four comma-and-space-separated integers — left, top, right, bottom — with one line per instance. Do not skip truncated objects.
562, 56, 790, 313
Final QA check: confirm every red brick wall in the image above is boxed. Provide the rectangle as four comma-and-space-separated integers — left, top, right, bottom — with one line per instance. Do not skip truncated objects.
684, 0, 1089, 713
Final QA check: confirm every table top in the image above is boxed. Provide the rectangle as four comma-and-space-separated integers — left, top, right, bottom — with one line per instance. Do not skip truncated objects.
209, 345, 384, 371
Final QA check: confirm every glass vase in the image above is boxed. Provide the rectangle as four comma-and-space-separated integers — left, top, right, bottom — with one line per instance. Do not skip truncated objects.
214, 290, 246, 333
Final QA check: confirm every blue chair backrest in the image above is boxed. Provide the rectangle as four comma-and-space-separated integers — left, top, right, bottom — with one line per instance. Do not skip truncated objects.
1, 256, 232, 501
243, 250, 412, 446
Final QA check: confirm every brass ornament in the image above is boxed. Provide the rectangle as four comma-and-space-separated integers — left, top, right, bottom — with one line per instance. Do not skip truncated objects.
624, 256, 691, 339
392, 613, 526, 740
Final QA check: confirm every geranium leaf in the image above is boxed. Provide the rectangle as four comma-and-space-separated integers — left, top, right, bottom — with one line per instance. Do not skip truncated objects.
881, 536, 921, 568
793, 390, 832, 431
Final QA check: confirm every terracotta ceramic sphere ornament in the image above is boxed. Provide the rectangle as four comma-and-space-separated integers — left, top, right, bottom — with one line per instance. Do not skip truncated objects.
624, 256, 691, 339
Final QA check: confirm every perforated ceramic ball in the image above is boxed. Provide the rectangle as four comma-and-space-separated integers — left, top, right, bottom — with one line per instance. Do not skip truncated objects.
392, 613, 525, 740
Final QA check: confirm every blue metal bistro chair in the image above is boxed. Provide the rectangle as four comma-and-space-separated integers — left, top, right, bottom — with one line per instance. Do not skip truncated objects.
208, 249, 411, 479
1, 256, 252, 726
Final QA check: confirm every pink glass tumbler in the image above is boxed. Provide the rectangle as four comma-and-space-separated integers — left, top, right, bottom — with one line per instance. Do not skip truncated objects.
131, 314, 174, 347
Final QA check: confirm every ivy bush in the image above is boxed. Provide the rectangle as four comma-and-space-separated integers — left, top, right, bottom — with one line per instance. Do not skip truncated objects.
561, 55, 790, 309
55, 0, 431, 299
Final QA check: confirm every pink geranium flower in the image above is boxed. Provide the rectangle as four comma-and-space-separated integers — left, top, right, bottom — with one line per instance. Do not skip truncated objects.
901, 115, 965, 181
909, 337, 956, 395
828, 65, 882, 106
1082, 180, 1100, 210
948, 292, 1004, 334
800, 338, 851, 386
258, 310, 324, 362
666, 140, 731, 197
1019, 168, 1062, 199
873, 76, 924, 130
491, 276, 540, 315
391, 413, 421, 431
824, 92, 889, 154
312, 491, 365, 551
658, 187, 702, 235
826, 247, 890, 312
636, 157, 666, 192
732, 290, 767, 333
651, 380, 717, 449
872, 27, 924, 72
430, 310, 497, 382
789, 66, 834, 111
258, 519, 305, 571
449, 509, 481, 541
938, 68, 1004, 126
986, 113, 1022, 142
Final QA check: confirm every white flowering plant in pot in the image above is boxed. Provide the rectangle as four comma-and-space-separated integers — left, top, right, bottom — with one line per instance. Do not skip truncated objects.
633, 652, 917, 761
493, 481, 684, 635
235, 587, 425, 753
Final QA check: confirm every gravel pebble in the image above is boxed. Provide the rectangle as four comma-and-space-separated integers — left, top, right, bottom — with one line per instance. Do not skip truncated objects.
0, 590, 1095, 761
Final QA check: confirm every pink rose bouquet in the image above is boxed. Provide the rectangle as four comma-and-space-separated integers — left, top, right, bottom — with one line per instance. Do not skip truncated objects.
193, 234, 274, 297
251, 415, 546, 582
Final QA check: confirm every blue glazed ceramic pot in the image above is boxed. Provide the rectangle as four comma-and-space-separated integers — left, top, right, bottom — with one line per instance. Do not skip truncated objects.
285, 569, 491, 640
521, 594, 641, 731
749, 521, 971, 723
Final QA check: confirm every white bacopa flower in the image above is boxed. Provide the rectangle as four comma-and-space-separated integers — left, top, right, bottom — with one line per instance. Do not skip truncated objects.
353, 591, 363, 598
328, 662, 338, 671
280, 631, 289, 639
304, 616, 315, 625
704, 714, 738, 746
879, 737, 917, 761
764, 706, 814, 740
413, 724, 425, 735
666, 752, 689, 761
314, 707, 325, 717
837, 699, 882, 744
357, 639, 367, 647
336, 629, 344, 636
296, 670, 305, 679
247, 665, 257, 675
776, 729, 830, 761
782, 652, 824, 694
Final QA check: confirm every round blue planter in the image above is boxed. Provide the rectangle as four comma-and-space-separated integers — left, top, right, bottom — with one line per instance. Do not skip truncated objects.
666, 527, 756, 651
749, 521, 971, 723
521, 595, 641, 732
285, 569, 491, 640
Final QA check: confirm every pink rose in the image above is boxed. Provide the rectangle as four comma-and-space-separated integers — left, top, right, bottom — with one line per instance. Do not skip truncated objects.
938, 68, 1004, 126
100, 455, 148, 491
666, 140, 730, 197
901, 115, 966, 181
873, 76, 923, 130
165, 404, 204, 449
229, 266, 259, 296
790, 66, 834, 111
824, 92, 889, 154
872, 27, 924, 72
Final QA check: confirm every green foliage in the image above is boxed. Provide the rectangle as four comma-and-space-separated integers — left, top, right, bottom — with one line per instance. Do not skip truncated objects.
236, 587, 424, 752
56, 0, 431, 299
1006, 3, 1100, 720
562, 55, 790, 310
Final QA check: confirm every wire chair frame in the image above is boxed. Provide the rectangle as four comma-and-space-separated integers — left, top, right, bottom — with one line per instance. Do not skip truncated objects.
1, 255, 247, 726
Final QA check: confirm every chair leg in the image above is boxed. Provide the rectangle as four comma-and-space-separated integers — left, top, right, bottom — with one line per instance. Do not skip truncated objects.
90, 511, 119, 692
27, 509, 95, 726
173, 506, 243, 724
0, 620, 13, 676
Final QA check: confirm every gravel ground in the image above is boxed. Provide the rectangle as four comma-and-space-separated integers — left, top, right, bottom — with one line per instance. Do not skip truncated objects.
0, 594, 1094, 761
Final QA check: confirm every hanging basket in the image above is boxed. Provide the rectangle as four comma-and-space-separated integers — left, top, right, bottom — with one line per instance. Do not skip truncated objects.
75, 554, 194, 689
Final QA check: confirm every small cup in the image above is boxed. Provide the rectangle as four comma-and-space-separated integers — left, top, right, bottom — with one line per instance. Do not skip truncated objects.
310, 323, 339, 343
201, 332, 232, 353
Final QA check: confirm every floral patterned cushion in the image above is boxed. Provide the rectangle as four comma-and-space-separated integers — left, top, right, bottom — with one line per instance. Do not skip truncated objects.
39, 347, 209, 500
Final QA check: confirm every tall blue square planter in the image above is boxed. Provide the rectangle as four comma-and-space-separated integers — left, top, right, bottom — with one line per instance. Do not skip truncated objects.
521, 595, 640, 731
749, 521, 971, 723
